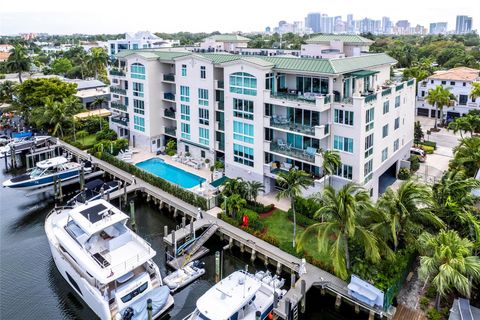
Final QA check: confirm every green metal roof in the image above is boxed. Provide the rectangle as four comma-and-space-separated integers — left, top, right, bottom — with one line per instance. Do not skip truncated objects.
344, 70, 380, 78
115, 50, 190, 60
197, 53, 241, 64
330, 54, 397, 73
205, 34, 251, 42
262, 56, 335, 73
306, 34, 374, 44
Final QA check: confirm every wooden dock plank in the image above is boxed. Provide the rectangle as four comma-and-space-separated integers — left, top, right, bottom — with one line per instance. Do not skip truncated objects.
393, 304, 426, 320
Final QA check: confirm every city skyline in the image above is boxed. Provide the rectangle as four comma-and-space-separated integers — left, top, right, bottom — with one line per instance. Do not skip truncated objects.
1, 0, 479, 35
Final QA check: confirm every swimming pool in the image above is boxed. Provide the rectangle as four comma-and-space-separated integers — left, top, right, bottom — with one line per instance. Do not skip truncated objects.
135, 158, 206, 189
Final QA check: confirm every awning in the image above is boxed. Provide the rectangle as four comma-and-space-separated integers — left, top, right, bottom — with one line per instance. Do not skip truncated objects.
74, 108, 112, 120
344, 70, 379, 78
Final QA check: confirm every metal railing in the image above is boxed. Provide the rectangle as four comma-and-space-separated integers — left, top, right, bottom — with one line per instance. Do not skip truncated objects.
164, 127, 176, 136
164, 109, 176, 119
111, 117, 129, 126
270, 92, 317, 104
163, 92, 175, 101
270, 142, 315, 162
407, 79, 415, 86
163, 74, 175, 82
396, 83, 404, 91
109, 69, 126, 76
111, 101, 127, 112
364, 93, 377, 103
269, 119, 316, 136
110, 86, 126, 95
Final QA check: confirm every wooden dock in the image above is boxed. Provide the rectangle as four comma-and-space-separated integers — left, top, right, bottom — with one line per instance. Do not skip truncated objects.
393, 305, 425, 320
57, 141, 395, 319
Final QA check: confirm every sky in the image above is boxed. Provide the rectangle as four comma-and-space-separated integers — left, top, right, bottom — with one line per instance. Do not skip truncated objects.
1, 0, 479, 35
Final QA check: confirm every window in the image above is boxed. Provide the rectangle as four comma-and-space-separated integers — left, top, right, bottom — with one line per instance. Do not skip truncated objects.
450, 81, 455, 86
181, 122, 190, 140
199, 127, 209, 145
199, 108, 209, 125
131, 63, 145, 80
121, 282, 148, 304
382, 124, 389, 138
395, 96, 401, 108
333, 135, 353, 153
198, 89, 209, 106
393, 139, 399, 151
441, 80, 446, 85
180, 86, 190, 102
463, 82, 466, 87
66, 272, 83, 296
181, 64, 187, 77
336, 164, 353, 180
133, 99, 144, 115
133, 115, 145, 132
459, 94, 468, 106
233, 121, 254, 144
394, 117, 400, 130
334, 109, 354, 126
364, 159, 373, 179
233, 143, 254, 167
201, 150, 205, 158
124, 96, 129, 106
421, 91, 425, 97
381, 147, 388, 162
200, 66, 206, 79
383, 101, 389, 114
365, 133, 374, 158
430, 80, 434, 84
230, 72, 257, 96
132, 82, 144, 97
233, 98, 254, 120
365, 107, 374, 131
180, 104, 190, 121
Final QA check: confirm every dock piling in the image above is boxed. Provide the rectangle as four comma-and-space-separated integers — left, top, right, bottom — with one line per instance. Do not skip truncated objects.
273, 291, 279, 309
171, 231, 176, 258
190, 221, 194, 238
100, 187, 105, 200
181, 216, 186, 229
255, 311, 261, 320
164, 225, 168, 237
147, 298, 152, 320
79, 165, 85, 192
215, 251, 220, 283
276, 261, 282, 275
285, 298, 291, 319
300, 279, 306, 313
291, 273, 296, 289
129, 200, 136, 231
57, 178, 63, 201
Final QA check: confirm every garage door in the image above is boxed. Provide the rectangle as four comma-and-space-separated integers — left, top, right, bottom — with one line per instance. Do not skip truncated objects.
417, 108, 429, 116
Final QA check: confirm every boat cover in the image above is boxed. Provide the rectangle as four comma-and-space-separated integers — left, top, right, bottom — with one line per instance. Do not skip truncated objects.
122, 286, 170, 320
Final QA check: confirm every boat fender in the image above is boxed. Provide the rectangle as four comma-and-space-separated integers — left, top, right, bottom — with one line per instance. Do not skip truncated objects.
268, 311, 273, 319
122, 307, 134, 320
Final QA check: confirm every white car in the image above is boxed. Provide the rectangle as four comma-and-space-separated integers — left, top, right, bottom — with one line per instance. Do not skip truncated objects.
410, 147, 426, 162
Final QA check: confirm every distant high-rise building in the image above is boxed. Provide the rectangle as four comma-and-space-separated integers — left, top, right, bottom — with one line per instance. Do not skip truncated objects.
382, 17, 392, 34
359, 18, 376, 34
347, 14, 354, 33
429, 22, 448, 34
306, 13, 321, 33
396, 20, 410, 29
456, 15, 472, 34
265, 26, 271, 34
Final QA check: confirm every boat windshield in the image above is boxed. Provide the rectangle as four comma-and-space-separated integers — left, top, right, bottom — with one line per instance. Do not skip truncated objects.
30, 167, 46, 177
120, 282, 148, 303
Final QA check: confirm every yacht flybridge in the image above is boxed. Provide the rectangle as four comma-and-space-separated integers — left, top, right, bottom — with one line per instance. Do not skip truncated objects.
45, 199, 174, 320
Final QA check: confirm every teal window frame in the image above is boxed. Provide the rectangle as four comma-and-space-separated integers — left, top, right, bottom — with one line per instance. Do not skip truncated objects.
131, 63, 145, 80
199, 127, 209, 145
198, 88, 209, 106
233, 98, 254, 120
132, 82, 144, 97
180, 104, 190, 121
199, 108, 209, 125
180, 86, 190, 102
133, 115, 145, 132
382, 147, 388, 162
181, 64, 187, 77
383, 100, 389, 114
133, 99, 144, 115
233, 143, 254, 167
233, 121, 254, 144
181, 122, 190, 140
229, 72, 257, 96
333, 135, 353, 153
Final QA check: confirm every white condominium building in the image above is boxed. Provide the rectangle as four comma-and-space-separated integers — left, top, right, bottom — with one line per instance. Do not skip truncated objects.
107, 31, 180, 56
108, 48, 415, 199
416, 67, 480, 121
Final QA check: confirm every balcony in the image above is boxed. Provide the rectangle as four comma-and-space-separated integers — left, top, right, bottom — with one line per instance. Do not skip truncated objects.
109, 69, 126, 77
163, 74, 175, 82
215, 80, 224, 90
396, 83, 405, 91
215, 121, 225, 132
164, 127, 176, 137
111, 116, 129, 127
215, 140, 225, 151
164, 109, 176, 119
381, 88, 392, 97
268, 141, 317, 163
110, 101, 127, 112
110, 86, 126, 95
364, 93, 378, 104
163, 92, 175, 102
407, 79, 415, 86
264, 90, 331, 113
215, 100, 224, 111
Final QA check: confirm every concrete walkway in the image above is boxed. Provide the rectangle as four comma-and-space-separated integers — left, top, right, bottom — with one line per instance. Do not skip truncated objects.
257, 191, 291, 211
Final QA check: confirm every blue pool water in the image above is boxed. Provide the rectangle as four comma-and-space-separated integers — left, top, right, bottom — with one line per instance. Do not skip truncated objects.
135, 157, 206, 188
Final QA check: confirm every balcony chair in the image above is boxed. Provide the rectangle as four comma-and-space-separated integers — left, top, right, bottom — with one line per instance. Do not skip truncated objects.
304, 147, 317, 158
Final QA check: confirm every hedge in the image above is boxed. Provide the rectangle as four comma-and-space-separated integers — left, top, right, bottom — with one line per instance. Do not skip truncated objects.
100, 152, 208, 210
245, 202, 274, 213
419, 145, 434, 154
421, 140, 437, 150
398, 167, 411, 180
243, 209, 265, 232
287, 209, 317, 228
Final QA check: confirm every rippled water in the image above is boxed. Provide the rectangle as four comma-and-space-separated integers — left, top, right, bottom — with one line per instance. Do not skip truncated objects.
0, 162, 366, 319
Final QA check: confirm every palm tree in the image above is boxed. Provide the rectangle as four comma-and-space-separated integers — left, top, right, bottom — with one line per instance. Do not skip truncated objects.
223, 194, 246, 220
77, 130, 88, 144
222, 177, 247, 198
276, 169, 313, 248
448, 112, 480, 138
470, 82, 480, 101
372, 180, 443, 251
87, 48, 108, 80
245, 181, 264, 203
298, 183, 380, 279
91, 96, 108, 110
425, 85, 453, 129
418, 230, 480, 310
432, 170, 480, 243
319, 149, 341, 187
451, 137, 480, 177
6, 45, 31, 83
0, 81, 17, 105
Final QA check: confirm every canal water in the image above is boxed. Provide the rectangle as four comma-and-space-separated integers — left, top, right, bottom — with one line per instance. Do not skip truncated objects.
0, 163, 367, 319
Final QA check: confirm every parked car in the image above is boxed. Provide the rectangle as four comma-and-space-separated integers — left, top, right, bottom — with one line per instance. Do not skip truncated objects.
410, 147, 426, 162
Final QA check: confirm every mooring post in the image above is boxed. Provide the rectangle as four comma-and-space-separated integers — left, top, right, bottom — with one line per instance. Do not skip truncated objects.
273, 291, 279, 309
80, 165, 85, 192
100, 186, 105, 200
58, 178, 63, 201
164, 225, 168, 237
276, 261, 282, 275
147, 298, 152, 320
10, 145, 16, 168
171, 231, 176, 258
285, 298, 291, 320
129, 200, 136, 231
255, 311, 261, 320
215, 251, 220, 283
250, 249, 256, 263
181, 216, 186, 229
123, 183, 127, 204
4, 151, 8, 171
190, 220, 194, 238
53, 177, 58, 200
291, 272, 296, 289
300, 279, 306, 313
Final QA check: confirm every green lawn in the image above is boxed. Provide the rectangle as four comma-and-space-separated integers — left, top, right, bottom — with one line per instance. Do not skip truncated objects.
261, 209, 331, 266
76, 134, 97, 148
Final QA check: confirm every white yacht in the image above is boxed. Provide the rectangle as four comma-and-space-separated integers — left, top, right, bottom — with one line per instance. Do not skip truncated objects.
188, 270, 286, 320
45, 199, 174, 320
0, 135, 52, 157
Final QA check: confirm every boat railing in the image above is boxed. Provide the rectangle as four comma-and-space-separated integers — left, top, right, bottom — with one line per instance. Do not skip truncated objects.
108, 247, 152, 276
46, 205, 75, 219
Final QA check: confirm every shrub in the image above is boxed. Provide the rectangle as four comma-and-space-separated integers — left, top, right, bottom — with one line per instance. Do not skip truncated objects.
95, 129, 117, 141
294, 196, 321, 219
424, 285, 437, 299
287, 210, 316, 227
245, 202, 274, 213
165, 140, 176, 156
242, 209, 265, 231
410, 155, 420, 172
214, 160, 224, 170
420, 145, 434, 154
398, 167, 411, 180
419, 296, 430, 311
0, 74, 5, 79
426, 308, 442, 320
220, 213, 240, 227
422, 140, 437, 150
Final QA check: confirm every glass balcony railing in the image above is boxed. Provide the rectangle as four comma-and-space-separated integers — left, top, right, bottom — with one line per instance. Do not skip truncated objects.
163, 74, 175, 82
382, 88, 392, 96
407, 79, 415, 86
164, 109, 176, 118
164, 127, 176, 136
111, 117, 129, 126
110, 86, 126, 95
396, 83, 405, 91
111, 101, 127, 111
270, 142, 316, 163
109, 69, 126, 76
217, 80, 224, 89
269, 118, 316, 136
163, 92, 175, 101
364, 93, 377, 103
271, 92, 317, 104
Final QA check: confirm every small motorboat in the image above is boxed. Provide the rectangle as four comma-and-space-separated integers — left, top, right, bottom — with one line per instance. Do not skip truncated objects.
164, 260, 206, 292
67, 179, 120, 206
2, 156, 92, 190
0, 135, 52, 157
255, 270, 286, 289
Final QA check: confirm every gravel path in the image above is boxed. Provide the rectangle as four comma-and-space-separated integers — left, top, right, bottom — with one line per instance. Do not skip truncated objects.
396, 263, 425, 310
